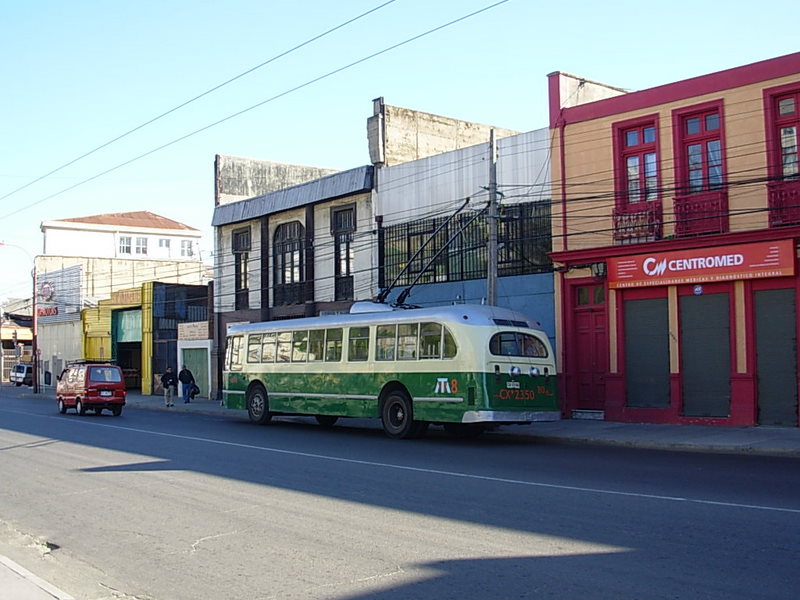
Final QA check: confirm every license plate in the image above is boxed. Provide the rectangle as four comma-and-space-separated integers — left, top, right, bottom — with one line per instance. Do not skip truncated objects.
100, 391, 112, 397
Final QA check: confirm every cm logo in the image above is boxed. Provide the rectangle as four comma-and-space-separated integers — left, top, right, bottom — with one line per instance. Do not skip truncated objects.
643, 257, 668, 277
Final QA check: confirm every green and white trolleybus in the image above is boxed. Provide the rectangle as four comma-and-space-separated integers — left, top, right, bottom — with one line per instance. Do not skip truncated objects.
223, 303, 560, 439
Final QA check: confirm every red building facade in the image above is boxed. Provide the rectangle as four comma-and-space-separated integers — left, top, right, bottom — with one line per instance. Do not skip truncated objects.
549, 53, 800, 427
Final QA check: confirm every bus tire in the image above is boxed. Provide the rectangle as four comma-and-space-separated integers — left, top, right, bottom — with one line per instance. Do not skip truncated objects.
380, 390, 417, 440
247, 385, 272, 425
315, 415, 338, 428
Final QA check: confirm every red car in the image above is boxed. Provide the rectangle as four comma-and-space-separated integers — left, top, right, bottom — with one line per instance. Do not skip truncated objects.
56, 362, 127, 416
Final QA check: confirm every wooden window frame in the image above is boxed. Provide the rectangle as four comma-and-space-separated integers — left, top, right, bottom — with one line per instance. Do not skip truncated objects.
612, 114, 661, 210
672, 100, 727, 195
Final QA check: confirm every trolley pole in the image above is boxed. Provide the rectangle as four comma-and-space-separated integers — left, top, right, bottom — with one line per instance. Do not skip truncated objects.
486, 129, 498, 306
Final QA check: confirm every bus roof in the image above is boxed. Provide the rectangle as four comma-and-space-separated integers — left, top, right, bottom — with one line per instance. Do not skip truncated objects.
226, 304, 544, 336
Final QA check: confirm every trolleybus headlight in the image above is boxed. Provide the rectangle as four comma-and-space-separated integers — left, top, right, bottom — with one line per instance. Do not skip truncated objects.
529, 367, 539, 377
494, 364, 501, 381
509, 366, 521, 378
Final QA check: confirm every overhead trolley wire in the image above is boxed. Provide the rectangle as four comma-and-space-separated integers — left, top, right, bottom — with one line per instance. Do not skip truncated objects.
0, 0, 399, 206
0, 0, 510, 222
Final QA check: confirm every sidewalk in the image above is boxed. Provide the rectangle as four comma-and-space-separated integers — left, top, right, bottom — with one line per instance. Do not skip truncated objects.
0, 555, 74, 600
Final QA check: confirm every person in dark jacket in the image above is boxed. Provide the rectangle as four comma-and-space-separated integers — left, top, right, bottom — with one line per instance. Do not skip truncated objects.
178, 365, 195, 404
161, 367, 178, 407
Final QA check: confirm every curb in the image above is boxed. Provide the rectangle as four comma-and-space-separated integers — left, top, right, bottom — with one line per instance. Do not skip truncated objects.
514, 431, 800, 457
0, 555, 75, 600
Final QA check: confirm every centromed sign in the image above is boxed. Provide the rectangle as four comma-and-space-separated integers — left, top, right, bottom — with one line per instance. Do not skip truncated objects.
608, 240, 795, 288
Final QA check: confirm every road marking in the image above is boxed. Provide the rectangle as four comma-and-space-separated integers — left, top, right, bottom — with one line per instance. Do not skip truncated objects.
5, 409, 796, 517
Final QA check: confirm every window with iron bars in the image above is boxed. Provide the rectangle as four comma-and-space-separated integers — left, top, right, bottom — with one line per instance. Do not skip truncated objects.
273, 221, 305, 306
232, 228, 251, 310
382, 201, 551, 287
332, 206, 355, 301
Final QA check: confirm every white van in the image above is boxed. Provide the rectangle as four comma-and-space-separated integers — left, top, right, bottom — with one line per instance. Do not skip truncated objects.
10, 363, 32, 386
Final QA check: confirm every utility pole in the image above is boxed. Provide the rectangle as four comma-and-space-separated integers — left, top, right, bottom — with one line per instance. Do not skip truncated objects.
32, 261, 39, 394
486, 129, 498, 306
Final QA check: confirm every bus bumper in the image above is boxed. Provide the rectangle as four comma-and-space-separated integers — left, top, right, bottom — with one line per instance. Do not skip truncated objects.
461, 410, 561, 424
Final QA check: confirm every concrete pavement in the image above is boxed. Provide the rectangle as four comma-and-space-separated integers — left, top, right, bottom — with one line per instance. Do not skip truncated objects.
4, 384, 800, 599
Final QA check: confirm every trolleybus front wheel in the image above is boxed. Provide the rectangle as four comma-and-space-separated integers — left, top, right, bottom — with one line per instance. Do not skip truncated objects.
247, 385, 272, 425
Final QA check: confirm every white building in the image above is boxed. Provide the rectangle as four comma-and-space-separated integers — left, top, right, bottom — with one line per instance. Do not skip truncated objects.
41, 211, 201, 260
35, 211, 207, 388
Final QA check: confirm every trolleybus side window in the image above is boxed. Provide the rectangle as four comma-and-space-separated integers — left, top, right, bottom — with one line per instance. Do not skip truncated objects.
325, 328, 343, 361
227, 335, 243, 371
261, 332, 276, 362
348, 327, 369, 361
489, 332, 548, 358
309, 329, 324, 361
398, 323, 418, 360
376, 324, 397, 361
443, 327, 457, 358
292, 330, 308, 362
247, 334, 261, 363
277, 332, 292, 363
419, 322, 446, 359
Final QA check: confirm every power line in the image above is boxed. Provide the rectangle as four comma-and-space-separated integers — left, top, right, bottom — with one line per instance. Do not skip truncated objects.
0, 0, 399, 205
0, 0, 510, 221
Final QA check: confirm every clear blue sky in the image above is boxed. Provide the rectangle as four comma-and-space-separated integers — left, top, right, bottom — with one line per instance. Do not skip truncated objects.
1, 0, 797, 299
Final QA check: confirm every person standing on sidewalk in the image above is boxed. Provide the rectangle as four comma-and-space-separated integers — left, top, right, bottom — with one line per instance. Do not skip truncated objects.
179, 365, 195, 404
161, 367, 178, 407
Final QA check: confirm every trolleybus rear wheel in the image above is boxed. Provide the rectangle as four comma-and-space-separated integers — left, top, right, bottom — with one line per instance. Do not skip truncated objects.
381, 390, 422, 439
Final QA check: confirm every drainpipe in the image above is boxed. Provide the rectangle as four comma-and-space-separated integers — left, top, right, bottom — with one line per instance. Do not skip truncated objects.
559, 118, 568, 252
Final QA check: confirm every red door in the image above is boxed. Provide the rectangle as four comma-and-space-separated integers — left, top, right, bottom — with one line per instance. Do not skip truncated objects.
571, 283, 608, 411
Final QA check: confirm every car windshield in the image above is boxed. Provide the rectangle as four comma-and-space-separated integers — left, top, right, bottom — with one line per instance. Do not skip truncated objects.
88, 366, 122, 383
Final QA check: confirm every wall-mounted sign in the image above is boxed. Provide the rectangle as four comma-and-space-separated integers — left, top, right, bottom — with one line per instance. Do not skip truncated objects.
38, 281, 55, 301
111, 288, 142, 305
37, 306, 58, 317
178, 321, 209, 341
608, 240, 796, 289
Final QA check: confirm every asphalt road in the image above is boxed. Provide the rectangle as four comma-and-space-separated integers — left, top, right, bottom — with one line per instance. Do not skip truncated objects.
1, 390, 799, 599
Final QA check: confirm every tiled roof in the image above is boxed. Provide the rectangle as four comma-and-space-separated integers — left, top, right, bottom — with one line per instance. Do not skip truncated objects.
55, 211, 198, 231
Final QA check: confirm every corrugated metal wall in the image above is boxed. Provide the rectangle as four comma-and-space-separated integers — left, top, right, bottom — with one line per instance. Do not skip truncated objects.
82, 305, 111, 361
142, 282, 154, 395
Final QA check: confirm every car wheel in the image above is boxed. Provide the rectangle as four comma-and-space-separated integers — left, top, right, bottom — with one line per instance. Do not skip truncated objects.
246, 385, 272, 425
15, 382, 21, 387
76, 399, 86, 416
111, 407, 122, 417
58, 399, 67, 414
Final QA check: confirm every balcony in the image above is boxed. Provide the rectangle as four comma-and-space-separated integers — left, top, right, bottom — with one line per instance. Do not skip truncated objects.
334, 275, 354, 302
273, 282, 306, 306
673, 190, 728, 237
234, 288, 249, 311
613, 202, 662, 244
768, 179, 800, 227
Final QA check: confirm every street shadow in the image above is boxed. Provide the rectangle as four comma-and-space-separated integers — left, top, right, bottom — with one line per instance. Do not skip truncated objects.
2, 389, 799, 599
